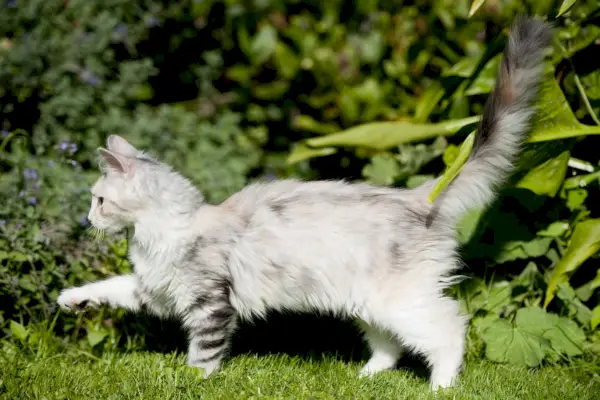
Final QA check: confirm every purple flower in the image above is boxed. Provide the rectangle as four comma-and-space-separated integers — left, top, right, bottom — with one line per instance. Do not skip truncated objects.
6, 0, 16, 8
23, 168, 38, 181
78, 69, 100, 86
114, 24, 128, 42
1, 129, 8, 138
0, 220, 6, 225
80, 216, 89, 227
69, 160, 79, 167
33, 184, 40, 191
69, 143, 78, 155
27, 197, 37, 206
59, 140, 69, 151
48, 160, 55, 168
18, 191, 24, 198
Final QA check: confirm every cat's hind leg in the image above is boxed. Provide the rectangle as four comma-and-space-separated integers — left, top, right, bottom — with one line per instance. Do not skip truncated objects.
356, 319, 404, 377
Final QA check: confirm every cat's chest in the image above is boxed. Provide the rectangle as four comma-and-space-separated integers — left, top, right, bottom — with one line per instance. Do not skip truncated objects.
128, 246, 180, 296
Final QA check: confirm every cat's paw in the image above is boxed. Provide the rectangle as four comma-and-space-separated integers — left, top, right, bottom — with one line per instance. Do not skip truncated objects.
57, 287, 98, 313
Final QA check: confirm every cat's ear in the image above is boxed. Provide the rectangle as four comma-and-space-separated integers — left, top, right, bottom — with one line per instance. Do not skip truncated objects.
97, 148, 133, 174
106, 135, 139, 157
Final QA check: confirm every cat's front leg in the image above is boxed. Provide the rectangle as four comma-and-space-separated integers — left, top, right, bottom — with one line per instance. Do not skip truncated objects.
183, 297, 237, 378
57, 274, 143, 313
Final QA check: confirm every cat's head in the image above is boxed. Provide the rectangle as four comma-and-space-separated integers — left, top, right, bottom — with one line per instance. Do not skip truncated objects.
88, 135, 200, 234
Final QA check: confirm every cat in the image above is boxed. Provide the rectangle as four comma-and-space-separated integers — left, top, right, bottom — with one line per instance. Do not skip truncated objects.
57, 17, 552, 390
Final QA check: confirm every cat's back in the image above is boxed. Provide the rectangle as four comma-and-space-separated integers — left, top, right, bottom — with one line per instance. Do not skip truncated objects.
221, 178, 430, 234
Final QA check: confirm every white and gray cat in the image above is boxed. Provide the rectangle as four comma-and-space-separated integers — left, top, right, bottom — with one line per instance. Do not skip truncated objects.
57, 17, 552, 389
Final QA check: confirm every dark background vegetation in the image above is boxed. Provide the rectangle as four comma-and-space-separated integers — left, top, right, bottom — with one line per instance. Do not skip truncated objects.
1, 0, 600, 370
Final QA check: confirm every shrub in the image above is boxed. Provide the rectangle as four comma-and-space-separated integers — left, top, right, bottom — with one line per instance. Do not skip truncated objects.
1, 0, 600, 367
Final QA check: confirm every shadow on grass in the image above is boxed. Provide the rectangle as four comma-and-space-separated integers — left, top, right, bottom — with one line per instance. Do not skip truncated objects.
117, 311, 431, 381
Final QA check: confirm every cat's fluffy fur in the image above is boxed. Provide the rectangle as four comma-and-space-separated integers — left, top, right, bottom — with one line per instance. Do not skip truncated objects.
57, 17, 552, 389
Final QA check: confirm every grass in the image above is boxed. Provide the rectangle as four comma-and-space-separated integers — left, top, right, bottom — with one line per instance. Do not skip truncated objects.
1, 347, 599, 400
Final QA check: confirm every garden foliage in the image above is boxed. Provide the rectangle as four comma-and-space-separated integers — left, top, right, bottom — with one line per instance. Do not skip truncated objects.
1, 0, 600, 368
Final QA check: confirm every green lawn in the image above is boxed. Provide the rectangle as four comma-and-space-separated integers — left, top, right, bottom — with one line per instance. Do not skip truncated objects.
1, 349, 599, 400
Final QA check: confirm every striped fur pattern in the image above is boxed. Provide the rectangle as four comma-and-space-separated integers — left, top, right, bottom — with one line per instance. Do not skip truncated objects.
57, 18, 552, 390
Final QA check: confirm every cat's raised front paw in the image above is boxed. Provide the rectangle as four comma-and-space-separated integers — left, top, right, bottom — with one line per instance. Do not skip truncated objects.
57, 287, 97, 312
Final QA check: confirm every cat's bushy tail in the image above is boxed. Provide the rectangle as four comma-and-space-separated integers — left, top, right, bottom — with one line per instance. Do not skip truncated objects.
429, 17, 553, 221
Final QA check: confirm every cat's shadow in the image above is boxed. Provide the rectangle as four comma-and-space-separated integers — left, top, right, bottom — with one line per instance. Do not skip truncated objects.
117, 312, 430, 380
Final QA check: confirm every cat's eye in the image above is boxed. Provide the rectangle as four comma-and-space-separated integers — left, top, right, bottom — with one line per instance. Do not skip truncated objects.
98, 196, 104, 206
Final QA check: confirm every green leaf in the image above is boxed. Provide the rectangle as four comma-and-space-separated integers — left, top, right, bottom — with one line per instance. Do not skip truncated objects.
251, 81, 289, 100
8, 251, 28, 262
464, 54, 502, 96
537, 221, 569, 237
592, 305, 600, 330
274, 42, 300, 79
362, 154, 401, 186
9, 320, 29, 341
250, 25, 277, 65
556, 282, 592, 326
556, 0, 580, 17
545, 218, 600, 308
575, 268, 600, 302
414, 82, 445, 123
292, 115, 340, 136
526, 75, 600, 143
580, 70, 600, 100
566, 188, 588, 211
515, 151, 570, 197
428, 131, 475, 203
468, 0, 488, 17
87, 329, 108, 348
286, 143, 337, 164
303, 116, 479, 152
495, 237, 553, 264
516, 307, 585, 358
481, 319, 549, 367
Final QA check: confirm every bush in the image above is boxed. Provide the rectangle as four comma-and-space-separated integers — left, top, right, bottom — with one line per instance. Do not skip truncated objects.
1, 0, 600, 367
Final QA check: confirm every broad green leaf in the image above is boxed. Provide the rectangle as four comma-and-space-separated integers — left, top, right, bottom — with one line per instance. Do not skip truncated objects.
362, 154, 401, 186
468, 0, 488, 17
526, 77, 600, 143
515, 151, 570, 197
543, 314, 586, 357
557, 282, 592, 326
557, 0, 580, 17
87, 329, 108, 348
537, 221, 569, 237
495, 237, 553, 264
428, 131, 475, 203
301, 116, 479, 153
592, 305, 600, 330
286, 143, 337, 164
481, 319, 549, 367
9, 320, 28, 341
517, 307, 585, 357
544, 218, 600, 308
